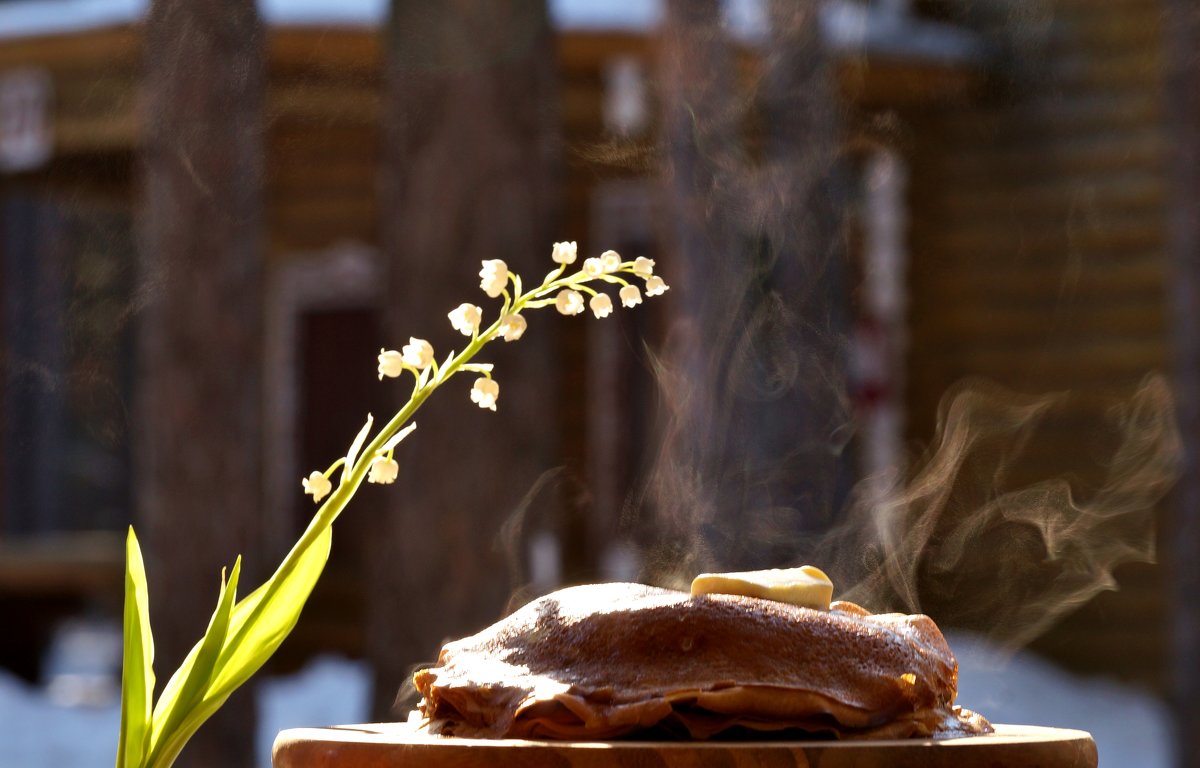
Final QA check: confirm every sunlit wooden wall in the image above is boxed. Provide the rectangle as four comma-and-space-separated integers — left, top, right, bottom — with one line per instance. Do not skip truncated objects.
905, 0, 1171, 690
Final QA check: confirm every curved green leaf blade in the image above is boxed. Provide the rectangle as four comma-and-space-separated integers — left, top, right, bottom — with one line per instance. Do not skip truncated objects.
145, 522, 329, 768
116, 527, 155, 768
145, 557, 241, 768
209, 524, 332, 701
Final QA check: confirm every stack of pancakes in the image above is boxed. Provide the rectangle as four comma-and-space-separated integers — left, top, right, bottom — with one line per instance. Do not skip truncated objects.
412, 582, 990, 740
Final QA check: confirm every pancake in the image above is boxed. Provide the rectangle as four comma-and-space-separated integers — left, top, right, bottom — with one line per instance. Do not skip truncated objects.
412, 582, 991, 740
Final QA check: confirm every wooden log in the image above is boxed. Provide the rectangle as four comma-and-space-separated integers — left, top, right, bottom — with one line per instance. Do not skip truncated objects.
0, 27, 139, 68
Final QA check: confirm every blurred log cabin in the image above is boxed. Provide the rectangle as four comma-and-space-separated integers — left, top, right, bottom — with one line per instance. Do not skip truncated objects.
0, 0, 1189, 738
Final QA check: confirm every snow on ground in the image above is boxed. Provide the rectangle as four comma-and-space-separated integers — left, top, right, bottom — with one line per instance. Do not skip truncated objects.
0, 655, 369, 768
0, 635, 1174, 767
949, 631, 1175, 768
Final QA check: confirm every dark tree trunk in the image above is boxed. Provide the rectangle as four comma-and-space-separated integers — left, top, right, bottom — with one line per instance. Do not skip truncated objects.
758, 0, 857, 540
653, 0, 855, 577
137, 2, 265, 766
368, 0, 559, 719
1165, 1, 1200, 765
653, 0, 743, 579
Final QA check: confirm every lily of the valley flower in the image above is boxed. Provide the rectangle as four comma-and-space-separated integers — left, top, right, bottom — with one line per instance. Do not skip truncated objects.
448, 303, 483, 336
402, 337, 434, 369
302, 471, 332, 502
619, 284, 643, 307
552, 241, 578, 265
590, 293, 613, 318
498, 313, 527, 341
645, 275, 669, 296
555, 289, 585, 316
116, 239, 672, 768
377, 348, 405, 380
471, 377, 499, 411
601, 250, 622, 273
480, 259, 509, 298
367, 456, 399, 484
633, 256, 655, 277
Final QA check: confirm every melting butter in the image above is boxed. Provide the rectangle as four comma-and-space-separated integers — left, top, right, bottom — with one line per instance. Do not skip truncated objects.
690, 565, 834, 610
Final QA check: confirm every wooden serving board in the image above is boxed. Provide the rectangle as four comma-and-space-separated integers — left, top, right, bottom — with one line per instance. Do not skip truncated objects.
273, 722, 1097, 768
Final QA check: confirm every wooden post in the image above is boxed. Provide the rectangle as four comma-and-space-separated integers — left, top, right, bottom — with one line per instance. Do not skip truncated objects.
368, 0, 559, 719
758, 0, 857, 534
137, 1, 265, 765
653, 0, 744, 578
653, 0, 856, 576
1165, 1, 1200, 764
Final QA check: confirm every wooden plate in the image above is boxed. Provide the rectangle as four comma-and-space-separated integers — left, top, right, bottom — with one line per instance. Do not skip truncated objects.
273, 722, 1097, 767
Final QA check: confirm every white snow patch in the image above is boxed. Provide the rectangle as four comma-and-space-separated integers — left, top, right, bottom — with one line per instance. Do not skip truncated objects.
255, 655, 371, 766
0, 655, 370, 767
0, 669, 119, 766
950, 631, 1175, 768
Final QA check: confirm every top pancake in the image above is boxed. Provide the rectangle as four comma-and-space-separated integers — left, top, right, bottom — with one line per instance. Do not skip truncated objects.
413, 582, 976, 739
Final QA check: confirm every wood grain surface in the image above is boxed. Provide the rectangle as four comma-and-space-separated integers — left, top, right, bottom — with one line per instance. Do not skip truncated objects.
273, 722, 1097, 768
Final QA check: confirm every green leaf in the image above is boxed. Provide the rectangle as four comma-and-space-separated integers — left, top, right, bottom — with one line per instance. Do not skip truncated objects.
208, 523, 332, 705
141, 524, 330, 768
144, 558, 241, 768
116, 527, 154, 768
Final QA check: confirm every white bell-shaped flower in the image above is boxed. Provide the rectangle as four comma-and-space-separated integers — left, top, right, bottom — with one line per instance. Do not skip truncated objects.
645, 275, 669, 296
600, 250, 622, 273
302, 471, 332, 502
552, 241, 578, 265
582, 257, 604, 279
555, 289, 585, 316
479, 259, 509, 298
401, 337, 434, 369
633, 257, 655, 277
498, 313, 527, 341
367, 456, 400, 485
448, 303, 482, 336
471, 377, 500, 411
590, 293, 613, 318
377, 348, 405, 380
619, 285, 642, 308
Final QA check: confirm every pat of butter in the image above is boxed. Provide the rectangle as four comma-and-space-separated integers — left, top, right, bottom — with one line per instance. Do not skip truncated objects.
690, 565, 834, 610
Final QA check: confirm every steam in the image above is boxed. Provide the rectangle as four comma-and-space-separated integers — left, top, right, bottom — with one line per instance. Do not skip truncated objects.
637, 368, 1180, 650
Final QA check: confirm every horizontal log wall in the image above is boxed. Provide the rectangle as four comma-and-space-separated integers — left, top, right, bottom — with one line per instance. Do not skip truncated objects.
265, 29, 381, 259
905, 0, 1170, 689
